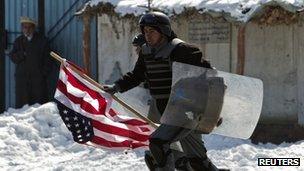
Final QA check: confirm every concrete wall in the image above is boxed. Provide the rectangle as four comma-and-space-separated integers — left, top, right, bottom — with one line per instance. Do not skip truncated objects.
245, 22, 304, 125
97, 14, 237, 82
96, 14, 304, 125
97, 15, 151, 115
170, 14, 237, 72
97, 15, 138, 84
294, 23, 304, 126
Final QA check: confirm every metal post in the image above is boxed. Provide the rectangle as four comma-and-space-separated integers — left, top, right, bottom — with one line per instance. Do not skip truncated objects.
148, 0, 152, 11
236, 25, 246, 75
0, 0, 5, 112
83, 14, 91, 76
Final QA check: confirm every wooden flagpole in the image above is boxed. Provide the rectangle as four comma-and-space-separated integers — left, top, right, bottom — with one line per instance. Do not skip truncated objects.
50, 51, 158, 128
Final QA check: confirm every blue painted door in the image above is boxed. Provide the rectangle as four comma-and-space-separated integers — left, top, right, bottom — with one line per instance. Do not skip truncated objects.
44, 0, 97, 100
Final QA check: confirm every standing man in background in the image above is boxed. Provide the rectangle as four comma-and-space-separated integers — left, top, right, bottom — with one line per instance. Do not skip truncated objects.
9, 17, 52, 108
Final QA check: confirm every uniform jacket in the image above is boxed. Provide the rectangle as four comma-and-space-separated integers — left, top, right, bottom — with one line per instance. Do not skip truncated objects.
115, 41, 212, 93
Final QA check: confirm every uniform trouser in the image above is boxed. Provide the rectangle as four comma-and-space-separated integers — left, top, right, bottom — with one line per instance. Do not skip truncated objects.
149, 124, 218, 171
15, 75, 47, 108
147, 99, 217, 171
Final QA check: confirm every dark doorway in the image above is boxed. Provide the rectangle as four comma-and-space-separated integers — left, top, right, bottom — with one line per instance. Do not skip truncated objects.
4, 0, 39, 109
0, 0, 5, 113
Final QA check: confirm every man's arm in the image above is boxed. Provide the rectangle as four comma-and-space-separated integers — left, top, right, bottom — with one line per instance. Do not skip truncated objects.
114, 55, 146, 93
9, 37, 25, 64
170, 43, 212, 69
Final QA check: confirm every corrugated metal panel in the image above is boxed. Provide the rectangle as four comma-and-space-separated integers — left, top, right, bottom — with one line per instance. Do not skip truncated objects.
45, 0, 96, 74
4, 0, 97, 109
5, 0, 38, 109
45, 0, 97, 98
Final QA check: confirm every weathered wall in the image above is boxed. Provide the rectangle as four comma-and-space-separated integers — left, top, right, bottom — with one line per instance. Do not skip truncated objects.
97, 14, 237, 83
97, 15, 151, 115
97, 15, 138, 84
97, 14, 304, 125
170, 14, 237, 72
294, 23, 304, 126
245, 22, 304, 124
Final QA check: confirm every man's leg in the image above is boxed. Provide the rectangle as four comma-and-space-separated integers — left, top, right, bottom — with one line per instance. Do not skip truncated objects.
148, 124, 184, 170
145, 150, 175, 171
149, 124, 218, 171
29, 77, 47, 105
145, 142, 186, 171
179, 133, 218, 171
146, 100, 185, 170
147, 98, 162, 124
15, 76, 29, 108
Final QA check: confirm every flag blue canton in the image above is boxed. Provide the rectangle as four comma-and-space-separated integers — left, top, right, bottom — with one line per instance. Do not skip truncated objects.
55, 100, 94, 143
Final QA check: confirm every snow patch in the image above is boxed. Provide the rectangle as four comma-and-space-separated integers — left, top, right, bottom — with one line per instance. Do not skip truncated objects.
0, 102, 303, 170
80, 0, 304, 22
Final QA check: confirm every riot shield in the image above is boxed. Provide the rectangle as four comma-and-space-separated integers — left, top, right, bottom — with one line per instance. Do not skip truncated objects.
160, 62, 263, 139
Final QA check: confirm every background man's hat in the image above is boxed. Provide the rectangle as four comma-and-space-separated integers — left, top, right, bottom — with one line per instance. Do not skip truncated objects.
20, 16, 37, 26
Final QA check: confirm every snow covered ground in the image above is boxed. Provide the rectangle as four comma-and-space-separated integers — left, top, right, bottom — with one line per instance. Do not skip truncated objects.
0, 102, 303, 170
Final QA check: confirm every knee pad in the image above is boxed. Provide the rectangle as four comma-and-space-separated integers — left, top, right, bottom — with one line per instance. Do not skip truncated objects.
144, 151, 157, 171
149, 138, 171, 167
175, 156, 190, 170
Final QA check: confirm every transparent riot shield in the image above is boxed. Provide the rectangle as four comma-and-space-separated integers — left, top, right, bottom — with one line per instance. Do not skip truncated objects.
160, 62, 263, 139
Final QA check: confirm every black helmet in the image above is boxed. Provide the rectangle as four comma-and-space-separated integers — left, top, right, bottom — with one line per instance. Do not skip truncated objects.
139, 12, 172, 37
132, 34, 146, 46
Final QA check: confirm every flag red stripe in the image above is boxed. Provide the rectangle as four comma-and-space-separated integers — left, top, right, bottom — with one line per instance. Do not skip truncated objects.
62, 66, 103, 99
138, 126, 151, 132
62, 67, 108, 114
57, 80, 104, 115
67, 61, 85, 73
108, 108, 118, 117
109, 109, 149, 126
92, 120, 150, 142
118, 119, 150, 126
91, 136, 148, 149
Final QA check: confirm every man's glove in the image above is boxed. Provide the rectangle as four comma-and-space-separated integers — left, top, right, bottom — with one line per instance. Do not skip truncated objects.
102, 84, 120, 95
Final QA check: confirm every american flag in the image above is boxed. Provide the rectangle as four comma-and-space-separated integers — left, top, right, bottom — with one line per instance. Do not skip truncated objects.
54, 61, 153, 150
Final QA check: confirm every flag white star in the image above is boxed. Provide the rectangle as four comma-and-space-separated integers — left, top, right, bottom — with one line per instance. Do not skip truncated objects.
73, 116, 78, 121
67, 124, 71, 128
75, 123, 79, 127
63, 110, 68, 114
86, 133, 91, 137
77, 130, 81, 133
65, 117, 69, 121
85, 126, 88, 131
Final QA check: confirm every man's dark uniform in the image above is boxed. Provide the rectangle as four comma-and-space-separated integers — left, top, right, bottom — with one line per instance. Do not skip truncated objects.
9, 32, 51, 108
111, 12, 218, 171
116, 40, 211, 113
